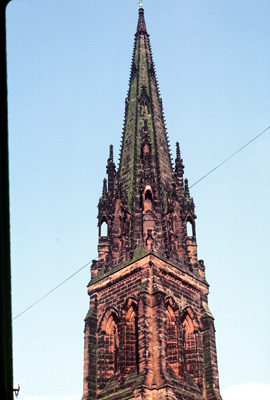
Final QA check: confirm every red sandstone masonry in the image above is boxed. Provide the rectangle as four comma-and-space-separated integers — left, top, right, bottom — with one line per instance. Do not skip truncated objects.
83, 254, 222, 400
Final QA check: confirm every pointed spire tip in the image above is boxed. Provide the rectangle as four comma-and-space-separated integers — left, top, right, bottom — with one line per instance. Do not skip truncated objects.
137, 3, 147, 34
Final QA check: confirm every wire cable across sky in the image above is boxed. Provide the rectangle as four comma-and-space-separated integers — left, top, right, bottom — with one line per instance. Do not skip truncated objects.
190, 126, 270, 188
12, 260, 93, 320
12, 125, 269, 321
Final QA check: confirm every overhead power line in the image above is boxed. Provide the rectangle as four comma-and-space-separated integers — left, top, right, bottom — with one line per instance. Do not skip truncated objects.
12, 260, 93, 321
12, 126, 269, 320
190, 126, 270, 188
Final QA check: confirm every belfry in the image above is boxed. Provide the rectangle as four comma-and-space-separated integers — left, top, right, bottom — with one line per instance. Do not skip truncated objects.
82, 8, 222, 400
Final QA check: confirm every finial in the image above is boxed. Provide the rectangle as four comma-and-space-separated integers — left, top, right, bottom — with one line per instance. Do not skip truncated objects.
102, 178, 107, 198
184, 178, 190, 198
107, 145, 116, 193
176, 141, 180, 158
175, 141, 184, 178
138, 0, 143, 7
109, 144, 114, 161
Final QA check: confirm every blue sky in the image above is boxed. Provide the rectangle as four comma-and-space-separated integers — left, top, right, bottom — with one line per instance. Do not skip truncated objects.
6, 1, 270, 399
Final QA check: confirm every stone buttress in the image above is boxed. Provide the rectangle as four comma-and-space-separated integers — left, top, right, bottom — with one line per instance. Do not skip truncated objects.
82, 8, 222, 400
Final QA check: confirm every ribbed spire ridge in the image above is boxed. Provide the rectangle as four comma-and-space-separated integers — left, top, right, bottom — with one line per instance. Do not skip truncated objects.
137, 8, 147, 34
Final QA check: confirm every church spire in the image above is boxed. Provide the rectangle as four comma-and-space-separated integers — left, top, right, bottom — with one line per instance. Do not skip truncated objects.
83, 9, 223, 400
95, 8, 199, 266
118, 7, 174, 240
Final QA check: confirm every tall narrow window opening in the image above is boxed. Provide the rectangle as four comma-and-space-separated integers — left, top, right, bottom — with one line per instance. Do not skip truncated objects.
182, 312, 198, 380
100, 220, 108, 237
97, 310, 119, 390
166, 305, 179, 375
125, 305, 138, 374
144, 189, 153, 212
186, 220, 193, 237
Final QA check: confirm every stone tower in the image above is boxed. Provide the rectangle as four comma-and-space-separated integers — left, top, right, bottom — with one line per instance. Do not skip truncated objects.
82, 8, 222, 400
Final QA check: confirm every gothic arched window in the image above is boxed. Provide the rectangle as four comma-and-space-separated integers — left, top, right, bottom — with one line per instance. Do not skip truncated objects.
99, 216, 108, 237
182, 310, 198, 380
166, 304, 179, 375
97, 309, 119, 390
186, 220, 193, 237
186, 216, 196, 238
145, 189, 152, 207
125, 304, 138, 374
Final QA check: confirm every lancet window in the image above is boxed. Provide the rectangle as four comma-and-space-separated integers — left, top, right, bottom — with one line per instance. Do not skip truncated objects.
124, 303, 138, 374
186, 216, 196, 238
99, 216, 108, 237
144, 189, 153, 210
166, 302, 179, 375
97, 309, 119, 390
182, 309, 198, 380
